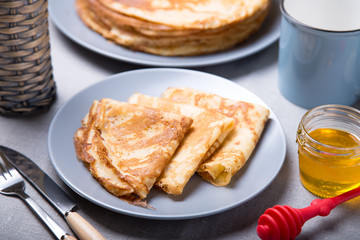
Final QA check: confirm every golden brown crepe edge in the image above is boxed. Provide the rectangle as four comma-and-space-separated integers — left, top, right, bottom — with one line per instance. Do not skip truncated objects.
74, 98, 194, 203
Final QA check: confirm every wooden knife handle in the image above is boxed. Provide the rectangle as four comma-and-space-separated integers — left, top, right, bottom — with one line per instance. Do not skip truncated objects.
64, 234, 78, 240
65, 211, 106, 240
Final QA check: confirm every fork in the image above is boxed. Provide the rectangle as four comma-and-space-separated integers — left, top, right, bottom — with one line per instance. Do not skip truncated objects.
0, 152, 77, 240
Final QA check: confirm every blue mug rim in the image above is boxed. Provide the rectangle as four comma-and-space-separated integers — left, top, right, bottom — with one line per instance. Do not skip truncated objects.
280, 0, 360, 34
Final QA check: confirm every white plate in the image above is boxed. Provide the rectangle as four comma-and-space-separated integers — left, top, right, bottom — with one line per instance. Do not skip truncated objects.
48, 68, 286, 220
48, 0, 281, 67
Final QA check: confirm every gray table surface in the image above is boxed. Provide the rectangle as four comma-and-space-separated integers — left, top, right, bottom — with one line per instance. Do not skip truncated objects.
1, 20, 360, 240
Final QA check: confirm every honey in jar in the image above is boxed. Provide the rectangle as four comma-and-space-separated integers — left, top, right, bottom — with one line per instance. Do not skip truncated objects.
297, 105, 360, 198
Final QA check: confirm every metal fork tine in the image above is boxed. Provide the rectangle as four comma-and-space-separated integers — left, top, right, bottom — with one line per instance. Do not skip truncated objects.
0, 167, 5, 181
0, 153, 10, 180
0, 152, 19, 179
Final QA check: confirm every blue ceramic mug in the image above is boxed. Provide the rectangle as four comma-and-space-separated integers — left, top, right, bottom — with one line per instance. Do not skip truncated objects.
278, 0, 360, 109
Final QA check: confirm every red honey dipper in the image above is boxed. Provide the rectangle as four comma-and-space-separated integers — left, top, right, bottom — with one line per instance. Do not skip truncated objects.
257, 185, 360, 240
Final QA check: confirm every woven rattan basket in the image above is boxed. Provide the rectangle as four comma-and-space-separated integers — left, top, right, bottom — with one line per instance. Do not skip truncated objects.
0, 0, 56, 116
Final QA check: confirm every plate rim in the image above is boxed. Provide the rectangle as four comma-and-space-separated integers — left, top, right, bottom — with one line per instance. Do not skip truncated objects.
48, 68, 286, 220
48, 0, 281, 67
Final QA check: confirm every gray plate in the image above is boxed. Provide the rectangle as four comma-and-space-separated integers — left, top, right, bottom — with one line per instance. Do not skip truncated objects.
48, 0, 281, 67
48, 68, 286, 220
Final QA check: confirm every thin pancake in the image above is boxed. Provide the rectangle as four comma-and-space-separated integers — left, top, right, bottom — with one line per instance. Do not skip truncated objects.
98, 0, 270, 30
162, 87, 270, 186
128, 93, 235, 195
74, 98, 193, 200
74, 101, 134, 198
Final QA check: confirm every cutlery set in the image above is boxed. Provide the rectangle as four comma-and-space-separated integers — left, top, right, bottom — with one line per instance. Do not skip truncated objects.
0, 146, 105, 240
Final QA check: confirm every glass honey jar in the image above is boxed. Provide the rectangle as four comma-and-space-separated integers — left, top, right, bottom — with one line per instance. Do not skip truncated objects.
296, 105, 360, 198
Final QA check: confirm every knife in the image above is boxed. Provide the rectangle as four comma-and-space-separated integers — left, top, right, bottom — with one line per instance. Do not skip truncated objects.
0, 145, 106, 240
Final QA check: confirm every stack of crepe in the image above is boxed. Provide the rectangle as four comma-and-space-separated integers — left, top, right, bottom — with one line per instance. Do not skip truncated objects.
75, 0, 271, 56
74, 88, 269, 205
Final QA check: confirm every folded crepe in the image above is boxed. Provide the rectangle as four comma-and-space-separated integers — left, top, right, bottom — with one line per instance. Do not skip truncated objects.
162, 87, 270, 186
74, 98, 193, 202
128, 93, 235, 195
